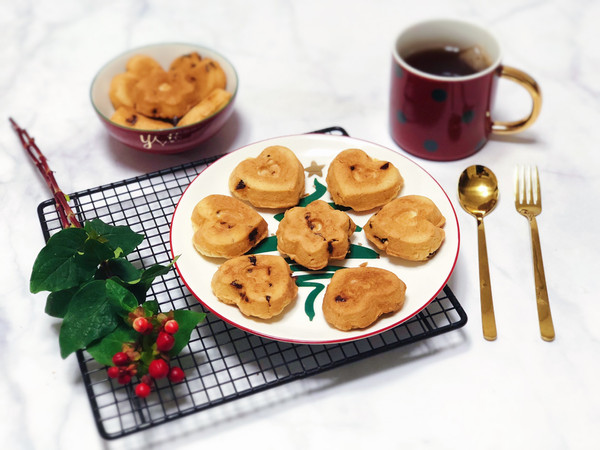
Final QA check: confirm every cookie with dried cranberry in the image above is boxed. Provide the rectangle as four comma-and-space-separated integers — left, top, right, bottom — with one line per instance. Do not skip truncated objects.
322, 266, 406, 331
276, 200, 356, 270
229, 145, 305, 209
110, 106, 174, 130
211, 254, 298, 319
364, 195, 445, 261
326, 148, 403, 211
191, 194, 268, 258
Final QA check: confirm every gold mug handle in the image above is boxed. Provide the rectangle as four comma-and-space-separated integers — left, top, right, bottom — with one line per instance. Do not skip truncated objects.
491, 65, 542, 135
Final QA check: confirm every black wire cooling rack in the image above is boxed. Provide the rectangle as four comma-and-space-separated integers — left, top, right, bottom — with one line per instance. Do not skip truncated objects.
36, 127, 467, 440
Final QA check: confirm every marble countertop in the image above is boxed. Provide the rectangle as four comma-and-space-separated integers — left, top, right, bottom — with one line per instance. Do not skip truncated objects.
2, 1, 598, 449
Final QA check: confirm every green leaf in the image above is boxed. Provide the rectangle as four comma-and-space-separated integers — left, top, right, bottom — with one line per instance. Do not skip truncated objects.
59, 280, 120, 358
30, 227, 98, 293
84, 219, 144, 256
45, 286, 79, 318
124, 262, 173, 304
142, 300, 159, 316
169, 310, 206, 356
81, 237, 116, 267
94, 258, 142, 282
86, 323, 138, 366
105, 279, 139, 313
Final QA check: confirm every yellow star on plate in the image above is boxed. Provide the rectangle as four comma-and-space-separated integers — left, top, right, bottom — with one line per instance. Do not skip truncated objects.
304, 161, 325, 177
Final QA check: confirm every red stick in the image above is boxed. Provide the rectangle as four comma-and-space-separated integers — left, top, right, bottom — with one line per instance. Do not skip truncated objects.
10, 118, 82, 229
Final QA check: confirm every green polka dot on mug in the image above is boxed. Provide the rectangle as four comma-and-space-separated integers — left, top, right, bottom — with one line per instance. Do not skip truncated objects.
431, 89, 447, 102
423, 140, 438, 152
462, 110, 475, 123
396, 110, 407, 123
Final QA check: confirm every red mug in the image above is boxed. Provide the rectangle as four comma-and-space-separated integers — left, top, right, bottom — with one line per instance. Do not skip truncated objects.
389, 19, 542, 161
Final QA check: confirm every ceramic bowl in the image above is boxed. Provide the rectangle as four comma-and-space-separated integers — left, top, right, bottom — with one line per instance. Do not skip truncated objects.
90, 43, 238, 154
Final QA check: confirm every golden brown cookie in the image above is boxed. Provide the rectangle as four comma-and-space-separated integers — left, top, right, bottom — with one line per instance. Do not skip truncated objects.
322, 266, 406, 331
364, 195, 446, 261
191, 194, 268, 258
177, 88, 232, 127
109, 72, 140, 109
170, 56, 227, 103
326, 148, 403, 211
168, 52, 203, 72
131, 68, 198, 120
276, 200, 356, 270
229, 146, 305, 209
211, 254, 298, 319
110, 106, 174, 130
125, 54, 163, 77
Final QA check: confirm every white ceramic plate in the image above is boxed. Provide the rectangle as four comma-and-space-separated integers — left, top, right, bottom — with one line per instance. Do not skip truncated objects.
170, 134, 460, 344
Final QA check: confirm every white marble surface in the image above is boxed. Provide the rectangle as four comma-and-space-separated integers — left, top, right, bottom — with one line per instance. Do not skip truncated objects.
1, 0, 599, 449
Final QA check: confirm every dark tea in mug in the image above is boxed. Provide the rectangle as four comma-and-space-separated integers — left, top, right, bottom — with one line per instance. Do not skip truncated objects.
404, 45, 492, 77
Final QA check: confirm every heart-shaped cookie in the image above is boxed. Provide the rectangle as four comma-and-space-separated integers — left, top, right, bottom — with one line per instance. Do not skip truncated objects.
191, 194, 268, 258
322, 266, 406, 330
211, 254, 298, 319
132, 68, 198, 120
169, 53, 227, 103
276, 200, 356, 270
364, 195, 446, 261
229, 145, 305, 209
326, 148, 403, 211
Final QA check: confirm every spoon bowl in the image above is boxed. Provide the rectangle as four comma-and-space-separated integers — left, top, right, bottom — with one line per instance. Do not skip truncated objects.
458, 165, 499, 341
458, 165, 499, 218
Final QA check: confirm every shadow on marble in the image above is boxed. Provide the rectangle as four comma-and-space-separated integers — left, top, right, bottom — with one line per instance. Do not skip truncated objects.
108, 328, 469, 448
488, 133, 539, 145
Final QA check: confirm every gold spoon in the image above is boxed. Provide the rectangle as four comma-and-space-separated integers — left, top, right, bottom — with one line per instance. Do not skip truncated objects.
458, 165, 499, 341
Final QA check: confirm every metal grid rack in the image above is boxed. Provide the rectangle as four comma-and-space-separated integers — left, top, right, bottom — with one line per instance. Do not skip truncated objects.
36, 127, 467, 440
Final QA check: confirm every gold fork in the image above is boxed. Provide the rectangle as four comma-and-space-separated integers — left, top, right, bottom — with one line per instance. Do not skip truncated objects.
515, 166, 555, 341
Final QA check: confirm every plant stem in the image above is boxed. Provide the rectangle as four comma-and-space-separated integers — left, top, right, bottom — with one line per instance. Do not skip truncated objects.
9, 118, 82, 229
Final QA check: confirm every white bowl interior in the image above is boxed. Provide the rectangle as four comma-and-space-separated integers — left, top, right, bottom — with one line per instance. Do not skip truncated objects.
90, 43, 238, 122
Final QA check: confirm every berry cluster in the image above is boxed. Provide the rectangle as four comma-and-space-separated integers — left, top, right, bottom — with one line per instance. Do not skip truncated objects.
107, 308, 186, 398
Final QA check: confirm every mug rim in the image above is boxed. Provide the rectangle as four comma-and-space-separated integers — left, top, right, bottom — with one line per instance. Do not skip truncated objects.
392, 18, 503, 82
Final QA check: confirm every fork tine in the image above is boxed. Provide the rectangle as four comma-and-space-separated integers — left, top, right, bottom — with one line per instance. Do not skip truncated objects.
526, 166, 534, 204
514, 166, 522, 203
533, 166, 541, 205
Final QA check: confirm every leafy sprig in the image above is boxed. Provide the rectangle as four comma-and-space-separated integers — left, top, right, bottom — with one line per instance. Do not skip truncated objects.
30, 219, 205, 363
13, 118, 203, 396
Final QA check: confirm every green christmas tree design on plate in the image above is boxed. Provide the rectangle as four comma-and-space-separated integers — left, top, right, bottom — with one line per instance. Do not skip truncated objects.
250, 178, 379, 321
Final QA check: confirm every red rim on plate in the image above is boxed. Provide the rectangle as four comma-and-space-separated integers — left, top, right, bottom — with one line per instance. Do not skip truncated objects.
170, 134, 460, 344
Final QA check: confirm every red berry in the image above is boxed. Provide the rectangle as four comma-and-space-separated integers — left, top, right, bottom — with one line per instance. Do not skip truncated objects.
148, 358, 170, 379
133, 317, 151, 334
164, 319, 179, 335
156, 331, 175, 352
112, 351, 129, 366
168, 366, 185, 383
107, 366, 120, 379
117, 373, 131, 385
135, 382, 151, 398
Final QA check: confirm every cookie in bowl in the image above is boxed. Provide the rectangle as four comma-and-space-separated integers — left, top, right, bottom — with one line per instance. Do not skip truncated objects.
90, 43, 238, 153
